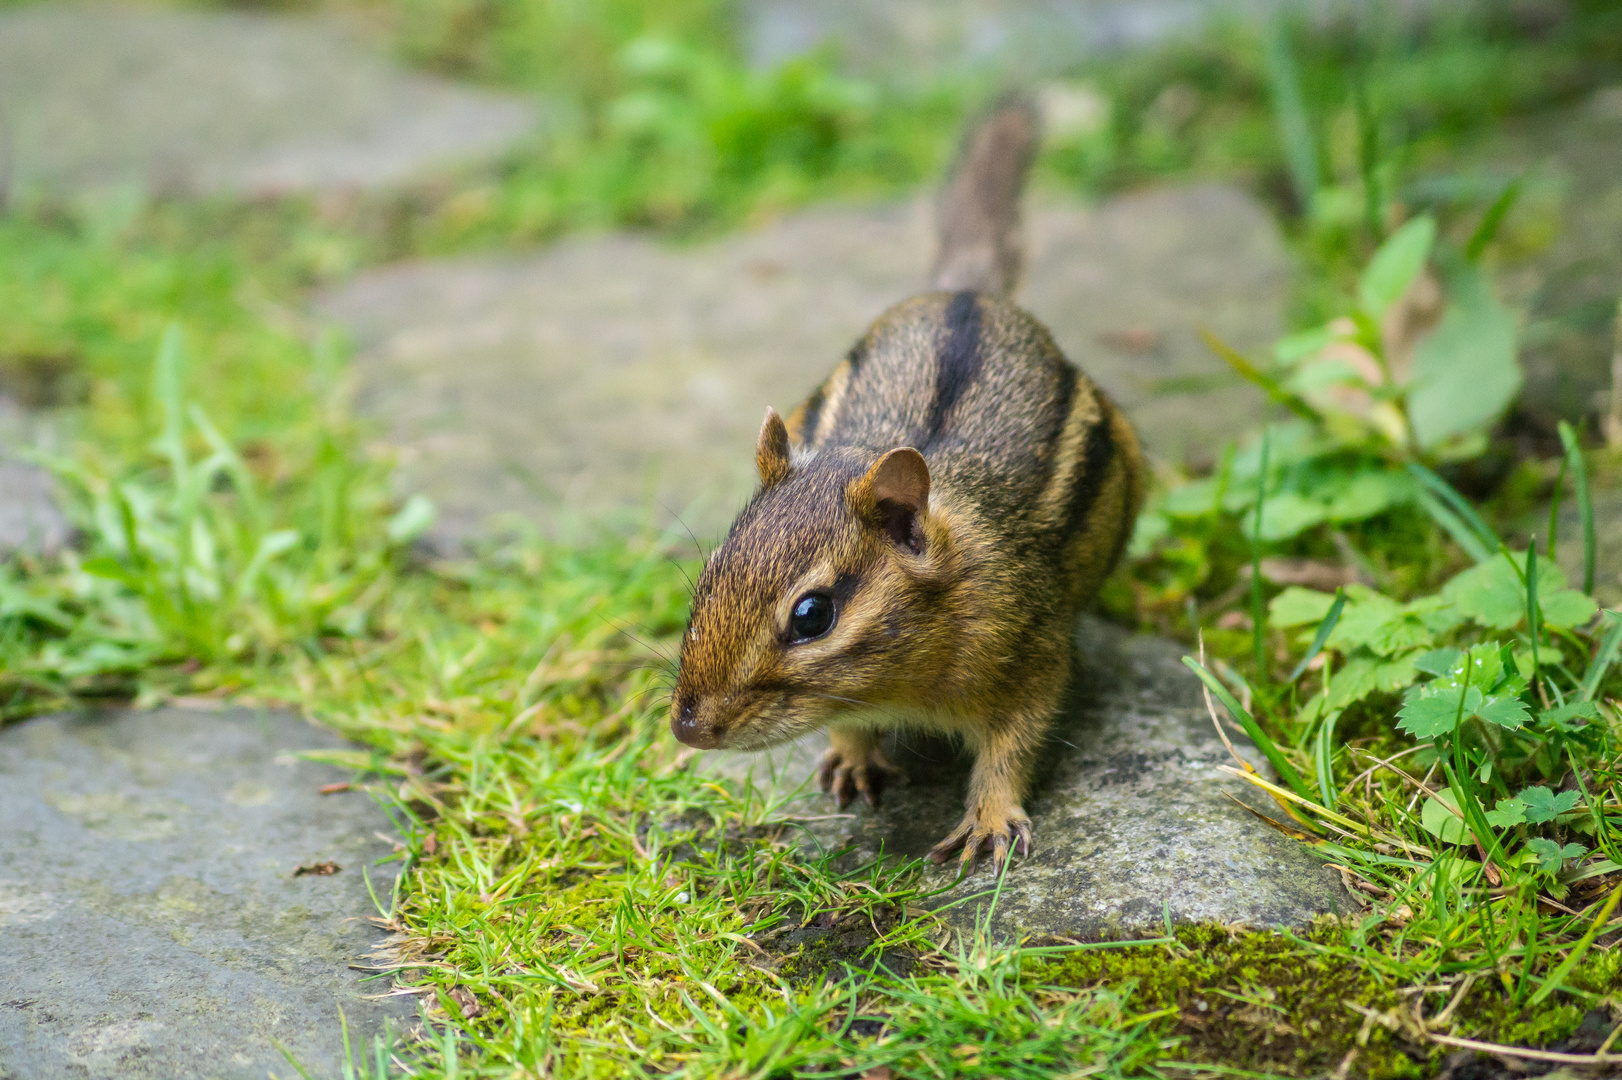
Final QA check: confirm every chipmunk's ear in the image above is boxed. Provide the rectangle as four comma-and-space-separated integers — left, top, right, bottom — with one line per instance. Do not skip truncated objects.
854, 447, 930, 554
756, 407, 791, 488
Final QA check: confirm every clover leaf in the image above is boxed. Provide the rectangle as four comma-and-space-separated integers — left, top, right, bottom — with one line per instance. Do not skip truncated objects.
1396, 643, 1530, 737
1398, 685, 1478, 739
1269, 587, 1337, 629
1485, 796, 1527, 828
1525, 837, 1587, 874
1520, 786, 1581, 823
1441, 553, 1598, 631
1413, 648, 1461, 677
1327, 586, 1457, 658
1540, 701, 1601, 732
1476, 693, 1532, 730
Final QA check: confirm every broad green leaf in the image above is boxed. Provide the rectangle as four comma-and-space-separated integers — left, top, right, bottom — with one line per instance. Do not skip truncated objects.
387, 494, 438, 545
1244, 491, 1330, 542
1398, 685, 1477, 739
1442, 554, 1530, 630
1127, 511, 1170, 558
1441, 550, 1595, 631
1325, 469, 1414, 523
1526, 837, 1587, 874
1269, 587, 1336, 629
1328, 586, 1446, 657
1326, 587, 1402, 650
1420, 789, 1473, 844
1409, 594, 1468, 639
1460, 641, 1507, 691
1159, 477, 1221, 519
1513, 645, 1564, 679
1274, 322, 1341, 364
1413, 647, 1461, 677
1476, 693, 1531, 730
1541, 588, 1599, 630
1541, 701, 1601, 731
1485, 795, 1527, 828
1360, 216, 1436, 318
1374, 650, 1424, 694
1521, 786, 1581, 824
1407, 261, 1522, 450
1326, 652, 1381, 709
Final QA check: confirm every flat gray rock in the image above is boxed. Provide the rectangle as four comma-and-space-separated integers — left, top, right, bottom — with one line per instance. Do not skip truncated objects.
704, 617, 1354, 940
0, 395, 70, 561
744, 0, 1422, 80
1472, 89, 1622, 435
319, 183, 1284, 548
0, 6, 535, 197
0, 707, 413, 1080
0, 460, 69, 561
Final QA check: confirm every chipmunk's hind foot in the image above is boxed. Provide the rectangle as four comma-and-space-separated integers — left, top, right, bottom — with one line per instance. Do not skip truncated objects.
817, 742, 894, 810
927, 804, 1033, 875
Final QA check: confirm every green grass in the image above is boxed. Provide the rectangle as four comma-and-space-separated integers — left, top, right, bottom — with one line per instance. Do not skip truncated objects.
5, 1, 1622, 1076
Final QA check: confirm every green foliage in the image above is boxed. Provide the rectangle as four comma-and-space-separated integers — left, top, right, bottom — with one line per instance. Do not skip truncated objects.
1358, 214, 1434, 318
6, 4, 1622, 1076
1406, 261, 1521, 451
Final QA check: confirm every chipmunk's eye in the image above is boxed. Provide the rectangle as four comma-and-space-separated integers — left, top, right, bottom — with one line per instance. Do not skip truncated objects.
788, 592, 835, 642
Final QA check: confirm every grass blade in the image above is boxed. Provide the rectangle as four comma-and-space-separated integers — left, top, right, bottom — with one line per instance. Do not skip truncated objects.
1264, 17, 1319, 213
1314, 708, 1339, 812
1287, 587, 1346, 685
1529, 882, 1622, 1005
1527, 544, 1542, 693
1466, 178, 1524, 263
1201, 330, 1323, 422
1546, 452, 1567, 559
1581, 610, 1622, 702
1414, 487, 1494, 564
1408, 462, 1498, 562
1252, 431, 1271, 680
1183, 656, 1313, 799
1558, 421, 1596, 595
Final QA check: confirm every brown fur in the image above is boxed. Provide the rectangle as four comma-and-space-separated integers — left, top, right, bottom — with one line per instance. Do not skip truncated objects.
670, 102, 1144, 874
930, 96, 1041, 298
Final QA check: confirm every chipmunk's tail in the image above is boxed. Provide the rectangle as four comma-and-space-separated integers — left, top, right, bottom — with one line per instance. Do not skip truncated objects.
929, 94, 1041, 300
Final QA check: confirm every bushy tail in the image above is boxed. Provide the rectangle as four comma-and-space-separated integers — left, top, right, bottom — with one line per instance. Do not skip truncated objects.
929, 95, 1041, 299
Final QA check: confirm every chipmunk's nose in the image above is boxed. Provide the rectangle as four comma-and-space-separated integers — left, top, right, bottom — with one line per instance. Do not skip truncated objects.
670, 693, 721, 749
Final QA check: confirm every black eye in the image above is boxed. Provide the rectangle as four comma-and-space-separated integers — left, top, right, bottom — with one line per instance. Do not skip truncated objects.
789, 593, 835, 642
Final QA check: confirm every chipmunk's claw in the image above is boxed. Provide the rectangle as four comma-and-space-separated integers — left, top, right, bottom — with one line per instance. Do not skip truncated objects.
817, 746, 892, 810
927, 806, 1033, 875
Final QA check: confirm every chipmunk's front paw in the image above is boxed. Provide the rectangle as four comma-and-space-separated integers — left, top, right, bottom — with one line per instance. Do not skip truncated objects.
927, 803, 1032, 874
817, 744, 894, 810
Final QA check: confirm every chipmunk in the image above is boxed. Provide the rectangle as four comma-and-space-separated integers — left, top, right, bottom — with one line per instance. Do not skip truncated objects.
670, 98, 1144, 873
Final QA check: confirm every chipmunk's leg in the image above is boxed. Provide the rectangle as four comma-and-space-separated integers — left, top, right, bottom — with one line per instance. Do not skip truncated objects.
926, 717, 1043, 874
817, 725, 894, 810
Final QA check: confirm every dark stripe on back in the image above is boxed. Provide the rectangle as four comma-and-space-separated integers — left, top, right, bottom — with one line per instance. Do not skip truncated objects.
797, 384, 827, 445
845, 340, 867, 378
1044, 362, 1079, 489
921, 291, 983, 446
801, 343, 865, 445
1063, 408, 1117, 538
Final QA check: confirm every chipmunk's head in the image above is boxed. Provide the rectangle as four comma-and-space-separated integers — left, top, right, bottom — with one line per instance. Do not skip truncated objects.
670, 408, 951, 751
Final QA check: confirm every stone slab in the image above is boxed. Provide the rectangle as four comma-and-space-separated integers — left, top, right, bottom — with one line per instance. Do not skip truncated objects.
0, 707, 414, 1080
319, 183, 1285, 548
0, 395, 70, 562
703, 616, 1354, 940
744, 0, 1432, 81
1471, 89, 1622, 436
0, 7, 536, 198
